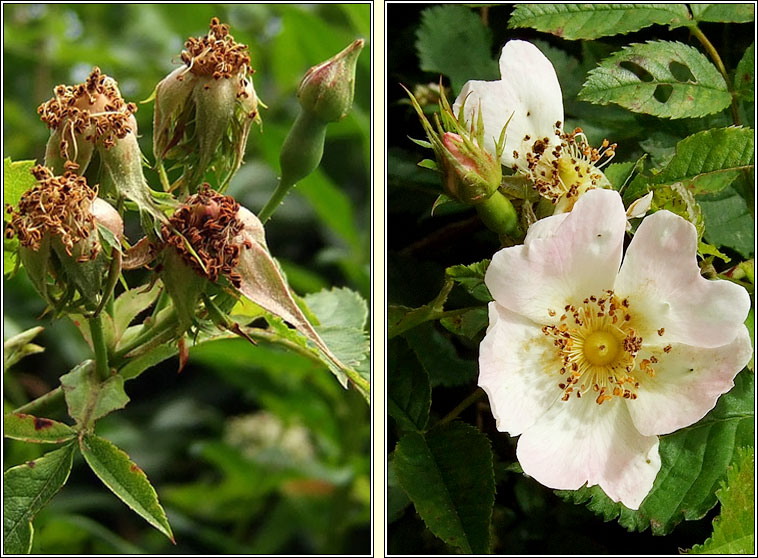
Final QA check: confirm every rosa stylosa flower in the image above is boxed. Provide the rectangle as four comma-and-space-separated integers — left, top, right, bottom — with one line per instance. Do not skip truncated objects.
454, 41, 617, 213
479, 189, 752, 509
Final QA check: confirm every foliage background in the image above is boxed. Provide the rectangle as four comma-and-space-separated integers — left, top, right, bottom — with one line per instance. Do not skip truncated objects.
3, 3, 371, 554
387, 3, 754, 555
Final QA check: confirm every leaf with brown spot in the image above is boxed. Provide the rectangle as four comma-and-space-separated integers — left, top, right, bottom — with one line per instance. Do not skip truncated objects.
79, 434, 174, 543
4, 413, 76, 444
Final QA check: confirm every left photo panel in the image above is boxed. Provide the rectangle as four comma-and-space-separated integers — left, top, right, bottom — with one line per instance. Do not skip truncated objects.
3, 4, 371, 555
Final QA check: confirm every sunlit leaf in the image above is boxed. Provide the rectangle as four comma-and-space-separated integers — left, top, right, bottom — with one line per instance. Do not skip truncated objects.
3, 157, 37, 222
580, 41, 731, 119
509, 4, 691, 40
689, 447, 755, 554
689, 3, 755, 23
3, 413, 76, 444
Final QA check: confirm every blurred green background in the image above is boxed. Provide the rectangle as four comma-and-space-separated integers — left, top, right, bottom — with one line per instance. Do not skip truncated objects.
3, 3, 371, 554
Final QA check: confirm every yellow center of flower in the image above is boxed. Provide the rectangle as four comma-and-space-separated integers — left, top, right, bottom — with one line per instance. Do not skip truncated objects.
512, 123, 616, 212
541, 290, 667, 405
583, 330, 619, 366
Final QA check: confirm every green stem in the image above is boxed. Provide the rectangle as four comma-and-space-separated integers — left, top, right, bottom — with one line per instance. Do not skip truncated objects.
89, 314, 110, 381
113, 309, 178, 361
437, 388, 485, 427
690, 24, 741, 125
259, 110, 328, 223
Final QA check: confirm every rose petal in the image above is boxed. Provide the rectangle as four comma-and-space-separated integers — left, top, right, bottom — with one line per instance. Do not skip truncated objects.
479, 302, 563, 436
485, 189, 626, 324
454, 40, 563, 167
629, 328, 752, 436
616, 209, 751, 348
517, 396, 660, 509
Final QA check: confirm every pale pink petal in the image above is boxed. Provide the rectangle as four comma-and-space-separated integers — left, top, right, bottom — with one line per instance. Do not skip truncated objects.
485, 189, 626, 324
616, 210, 751, 348
479, 302, 563, 436
454, 40, 563, 167
629, 328, 752, 436
517, 396, 660, 509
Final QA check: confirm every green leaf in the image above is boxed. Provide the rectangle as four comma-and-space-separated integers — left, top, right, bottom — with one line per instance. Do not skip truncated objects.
580, 41, 731, 119
440, 307, 489, 340
3, 443, 75, 554
699, 185, 755, 258
388, 338, 431, 432
304, 286, 367, 330
689, 447, 755, 554
734, 42, 755, 105
60, 360, 130, 429
509, 4, 691, 40
79, 434, 174, 542
111, 283, 162, 348
4, 326, 45, 371
415, 5, 498, 93
446, 259, 492, 302
387, 456, 412, 523
557, 369, 754, 535
394, 422, 495, 553
4, 413, 75, 444
604, 156, 647, 192
690, 3, 755, 23
650, 127, 754, 195
404, 322, 477, 387
3, 158, 37, 222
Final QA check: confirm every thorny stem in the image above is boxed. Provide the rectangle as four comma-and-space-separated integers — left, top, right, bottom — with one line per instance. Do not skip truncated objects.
89, 314, 110, 381
437, 388, 485, 427
690, 24, 742, 125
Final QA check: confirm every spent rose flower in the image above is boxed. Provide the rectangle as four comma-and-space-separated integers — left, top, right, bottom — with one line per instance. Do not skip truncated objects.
454, 41, 617, 213
479, 189, 752, 509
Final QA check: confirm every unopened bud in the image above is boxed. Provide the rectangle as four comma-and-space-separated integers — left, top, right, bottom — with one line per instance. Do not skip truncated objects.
440, 132, 502, 204
298, 39, 364, 123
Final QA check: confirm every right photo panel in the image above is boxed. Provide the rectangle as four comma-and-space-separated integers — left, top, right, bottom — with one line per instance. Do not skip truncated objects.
387, 3, 755, 555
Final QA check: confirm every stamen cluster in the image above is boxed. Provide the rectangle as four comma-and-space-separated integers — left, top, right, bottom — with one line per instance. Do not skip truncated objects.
514, 122, 616, 206
163, 185, 249, 286
541, 290, 652, 405
5, 163, 99, 260
37, 67, 137, 151
180, 17, 251, 80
